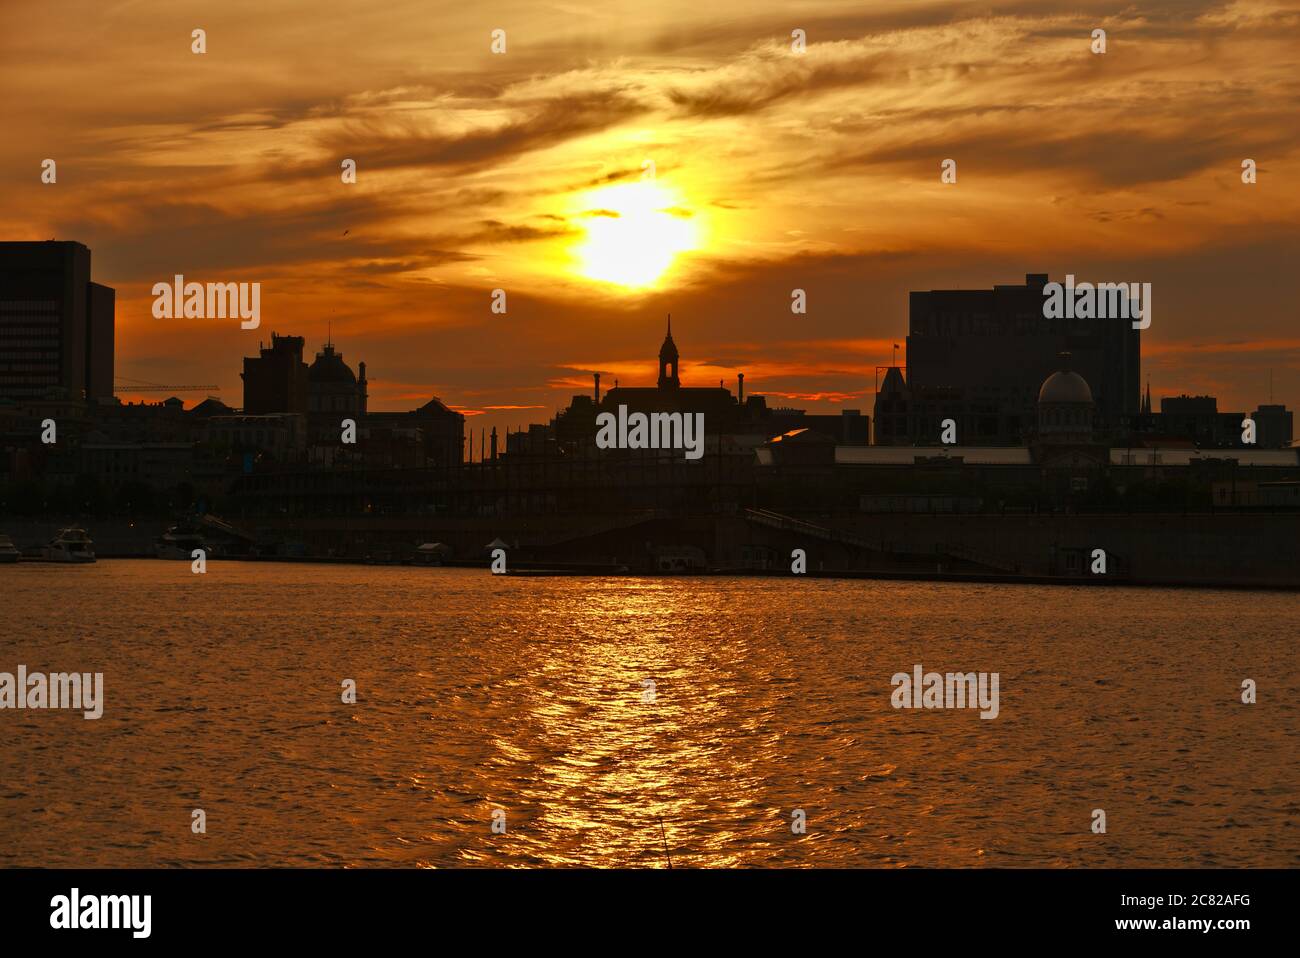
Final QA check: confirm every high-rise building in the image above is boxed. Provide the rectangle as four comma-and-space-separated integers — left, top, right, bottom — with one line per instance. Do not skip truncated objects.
0, 241, 115, 401
87, 281, 115, 401
885, 273, 1141, 444
241, 333, 309, 414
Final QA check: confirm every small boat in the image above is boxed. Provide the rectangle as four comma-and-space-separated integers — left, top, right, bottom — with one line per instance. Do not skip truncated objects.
42, 528, 96, 563
413, 542, 452, 566
0, 535, 20, 563
651, 547, 707, 574
155, 521, 207, 560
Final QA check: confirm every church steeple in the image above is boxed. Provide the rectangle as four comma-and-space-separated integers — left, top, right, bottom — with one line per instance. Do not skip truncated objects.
658, 314, 680, 389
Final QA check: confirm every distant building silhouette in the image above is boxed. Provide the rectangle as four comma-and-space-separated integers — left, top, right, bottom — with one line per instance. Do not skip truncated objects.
878, 273, 1140, 444
1252, 403, 1293, 448
601, 318, 737, 421
657, 316, 680, 388
208, 412, 307, 460
550, 318, 869, 450
1152, 394, 1247, 448
1036, 354, 1096, 445
364, 398, 464, 469
241, 333, 309, 414
1127, 395, 1287, 449
0, 241, 114, 401
238, 331, 463, 467
308, 341, 367, 439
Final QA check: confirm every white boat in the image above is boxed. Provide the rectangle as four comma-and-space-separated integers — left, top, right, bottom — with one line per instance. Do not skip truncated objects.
0, 535, 20, 563
42, 528, 96, 563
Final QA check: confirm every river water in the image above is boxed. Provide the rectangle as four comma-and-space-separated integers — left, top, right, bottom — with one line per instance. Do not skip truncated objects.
1, 560, 1295, 867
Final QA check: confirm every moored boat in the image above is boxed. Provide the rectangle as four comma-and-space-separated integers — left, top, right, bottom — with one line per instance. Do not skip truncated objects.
0, 535, 20, 563
155, 521, 208, 559
414, 542, 452, 566
42, 528, 96, 563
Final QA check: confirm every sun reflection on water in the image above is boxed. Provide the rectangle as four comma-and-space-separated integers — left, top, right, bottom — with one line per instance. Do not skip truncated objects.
5, 563, 1295, 868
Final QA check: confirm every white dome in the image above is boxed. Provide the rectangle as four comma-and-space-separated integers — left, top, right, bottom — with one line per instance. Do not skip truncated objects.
1038, 370, 1093, 404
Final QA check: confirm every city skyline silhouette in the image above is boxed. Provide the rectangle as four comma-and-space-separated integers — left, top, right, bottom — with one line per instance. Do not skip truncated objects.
2, 1, 1297, 447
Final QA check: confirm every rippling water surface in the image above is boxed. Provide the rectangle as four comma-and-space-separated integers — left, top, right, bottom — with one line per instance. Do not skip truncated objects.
1, 561, 1296, 867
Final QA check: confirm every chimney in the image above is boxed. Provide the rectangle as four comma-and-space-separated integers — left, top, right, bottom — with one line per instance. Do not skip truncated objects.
738, 372, 745, 404
490, 426, 498, 461
594, 372, 601, 404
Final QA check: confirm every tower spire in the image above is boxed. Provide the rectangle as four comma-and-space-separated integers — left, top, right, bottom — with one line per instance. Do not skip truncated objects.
658, 314, 680, 389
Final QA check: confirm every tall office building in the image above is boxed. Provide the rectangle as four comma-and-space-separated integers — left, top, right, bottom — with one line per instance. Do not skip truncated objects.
0, 241, 115, 401
879, 273, 1140, 444
87, 281, 115, 401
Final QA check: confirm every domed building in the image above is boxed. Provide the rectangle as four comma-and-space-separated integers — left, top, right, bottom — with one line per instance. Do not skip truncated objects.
1037, 355, 1094, 444
308, 342, 368, 420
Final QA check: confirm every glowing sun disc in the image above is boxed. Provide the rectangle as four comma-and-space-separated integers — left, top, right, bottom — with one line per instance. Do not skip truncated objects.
574, 181, 698, 288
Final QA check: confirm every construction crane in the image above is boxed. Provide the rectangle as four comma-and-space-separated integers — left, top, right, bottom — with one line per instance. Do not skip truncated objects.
113, 376, 221, 394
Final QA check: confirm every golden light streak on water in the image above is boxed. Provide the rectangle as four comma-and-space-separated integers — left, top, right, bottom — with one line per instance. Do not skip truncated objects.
1, 562, 1296, 867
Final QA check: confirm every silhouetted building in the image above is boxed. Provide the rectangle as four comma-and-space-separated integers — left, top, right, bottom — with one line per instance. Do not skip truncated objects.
87, 281, 115, 402
507, 422, 553, 456
83, 394, 191, 443
0, 240, 115, 401
1251, 403, 1293, 449
188, 396, 235, 419
873, 366, 974, 445
207, 413, 307, 460
80, 440, 194, 489
1031, 356, 1110, 476
884, 273, 1141, 444
602, 318, 737, 422
366, 397, 465, 468
658, 318, 680, 388
242, 331, 461, 466
764, 407, 870, 444
1036, 360, 1096, 445
308, 341, 368, 438
1159, 395, 1245, 448
242, 333, 309, 414
552, 319, 867, 451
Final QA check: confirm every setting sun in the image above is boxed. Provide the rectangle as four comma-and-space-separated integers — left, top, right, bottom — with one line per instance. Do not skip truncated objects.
573, 180, 699, 289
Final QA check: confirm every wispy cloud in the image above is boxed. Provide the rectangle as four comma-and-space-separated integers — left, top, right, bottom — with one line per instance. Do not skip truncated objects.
1, 0, 1297, 435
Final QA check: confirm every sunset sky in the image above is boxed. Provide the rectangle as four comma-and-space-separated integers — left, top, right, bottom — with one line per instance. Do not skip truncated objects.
3, 0, 1298, 439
